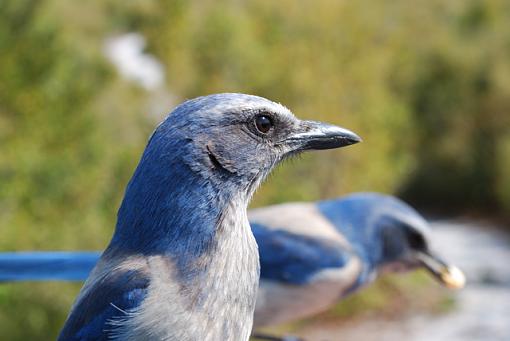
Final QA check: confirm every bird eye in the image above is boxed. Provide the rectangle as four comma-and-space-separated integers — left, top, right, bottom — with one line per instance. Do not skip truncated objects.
407, 230, 426, 250
255, 115, 273, 134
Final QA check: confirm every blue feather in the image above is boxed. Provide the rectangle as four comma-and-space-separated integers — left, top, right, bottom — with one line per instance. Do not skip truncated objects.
58, 269, 149, 341
253, 223, 351, 285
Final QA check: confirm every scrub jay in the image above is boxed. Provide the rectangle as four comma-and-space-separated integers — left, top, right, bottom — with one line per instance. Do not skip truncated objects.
249, 192, 465, 328
57, 93, 360, 341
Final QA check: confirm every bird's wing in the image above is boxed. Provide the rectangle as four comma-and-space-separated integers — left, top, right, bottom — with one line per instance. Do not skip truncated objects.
58, 267, 150, 341
253, 223, 353, 285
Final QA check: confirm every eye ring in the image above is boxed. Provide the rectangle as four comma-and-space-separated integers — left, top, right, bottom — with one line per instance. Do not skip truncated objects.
254, 115, 273, 134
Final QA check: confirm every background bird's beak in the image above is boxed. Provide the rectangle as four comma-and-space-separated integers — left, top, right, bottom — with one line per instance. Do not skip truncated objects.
283, 120, 361, 151
415, 250, 466, 289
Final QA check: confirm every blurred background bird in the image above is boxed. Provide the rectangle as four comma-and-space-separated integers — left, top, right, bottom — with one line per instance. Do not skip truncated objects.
249, 192, 465, 329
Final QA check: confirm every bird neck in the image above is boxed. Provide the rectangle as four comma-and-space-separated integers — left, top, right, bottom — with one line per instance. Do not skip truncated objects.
317, 199, 385, 283
181, 198, 259, 339
108, 155, 259, 340
110, 144, 245, 259
109, 198, 259, 341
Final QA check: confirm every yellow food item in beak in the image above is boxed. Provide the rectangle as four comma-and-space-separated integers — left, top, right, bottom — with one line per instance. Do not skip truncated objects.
416, 251, 466, 289
439, 265, 466, 289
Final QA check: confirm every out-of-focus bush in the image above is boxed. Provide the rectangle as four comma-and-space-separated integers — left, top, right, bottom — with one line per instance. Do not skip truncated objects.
0, 3, 150, 336
0, 0, 151, 252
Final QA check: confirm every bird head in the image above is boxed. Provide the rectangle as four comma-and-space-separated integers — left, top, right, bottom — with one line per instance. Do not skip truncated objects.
373, 196, 466, 289
114, 93, 360, 252
319, 193, 465, 289
154, 93, 361, 198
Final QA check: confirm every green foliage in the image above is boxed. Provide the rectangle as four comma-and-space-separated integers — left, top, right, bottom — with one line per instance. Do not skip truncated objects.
0, 283, 81, 340
1, 0, 509, 339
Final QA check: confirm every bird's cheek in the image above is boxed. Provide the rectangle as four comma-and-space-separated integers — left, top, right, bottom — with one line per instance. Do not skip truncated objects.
205, 142, 239, 174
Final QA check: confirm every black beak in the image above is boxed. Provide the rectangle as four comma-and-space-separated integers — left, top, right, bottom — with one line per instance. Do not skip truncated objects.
416, 250, 466, 289
282, 120, 361, 151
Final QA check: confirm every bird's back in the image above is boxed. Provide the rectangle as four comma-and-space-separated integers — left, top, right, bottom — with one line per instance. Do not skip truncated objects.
249, 203, 362, 327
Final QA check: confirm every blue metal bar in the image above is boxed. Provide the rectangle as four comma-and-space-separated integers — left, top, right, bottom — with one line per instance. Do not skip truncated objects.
0, 251, 100, 282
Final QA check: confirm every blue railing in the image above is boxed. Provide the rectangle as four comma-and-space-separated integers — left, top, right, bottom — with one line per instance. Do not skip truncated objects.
0, 251, 100, 282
